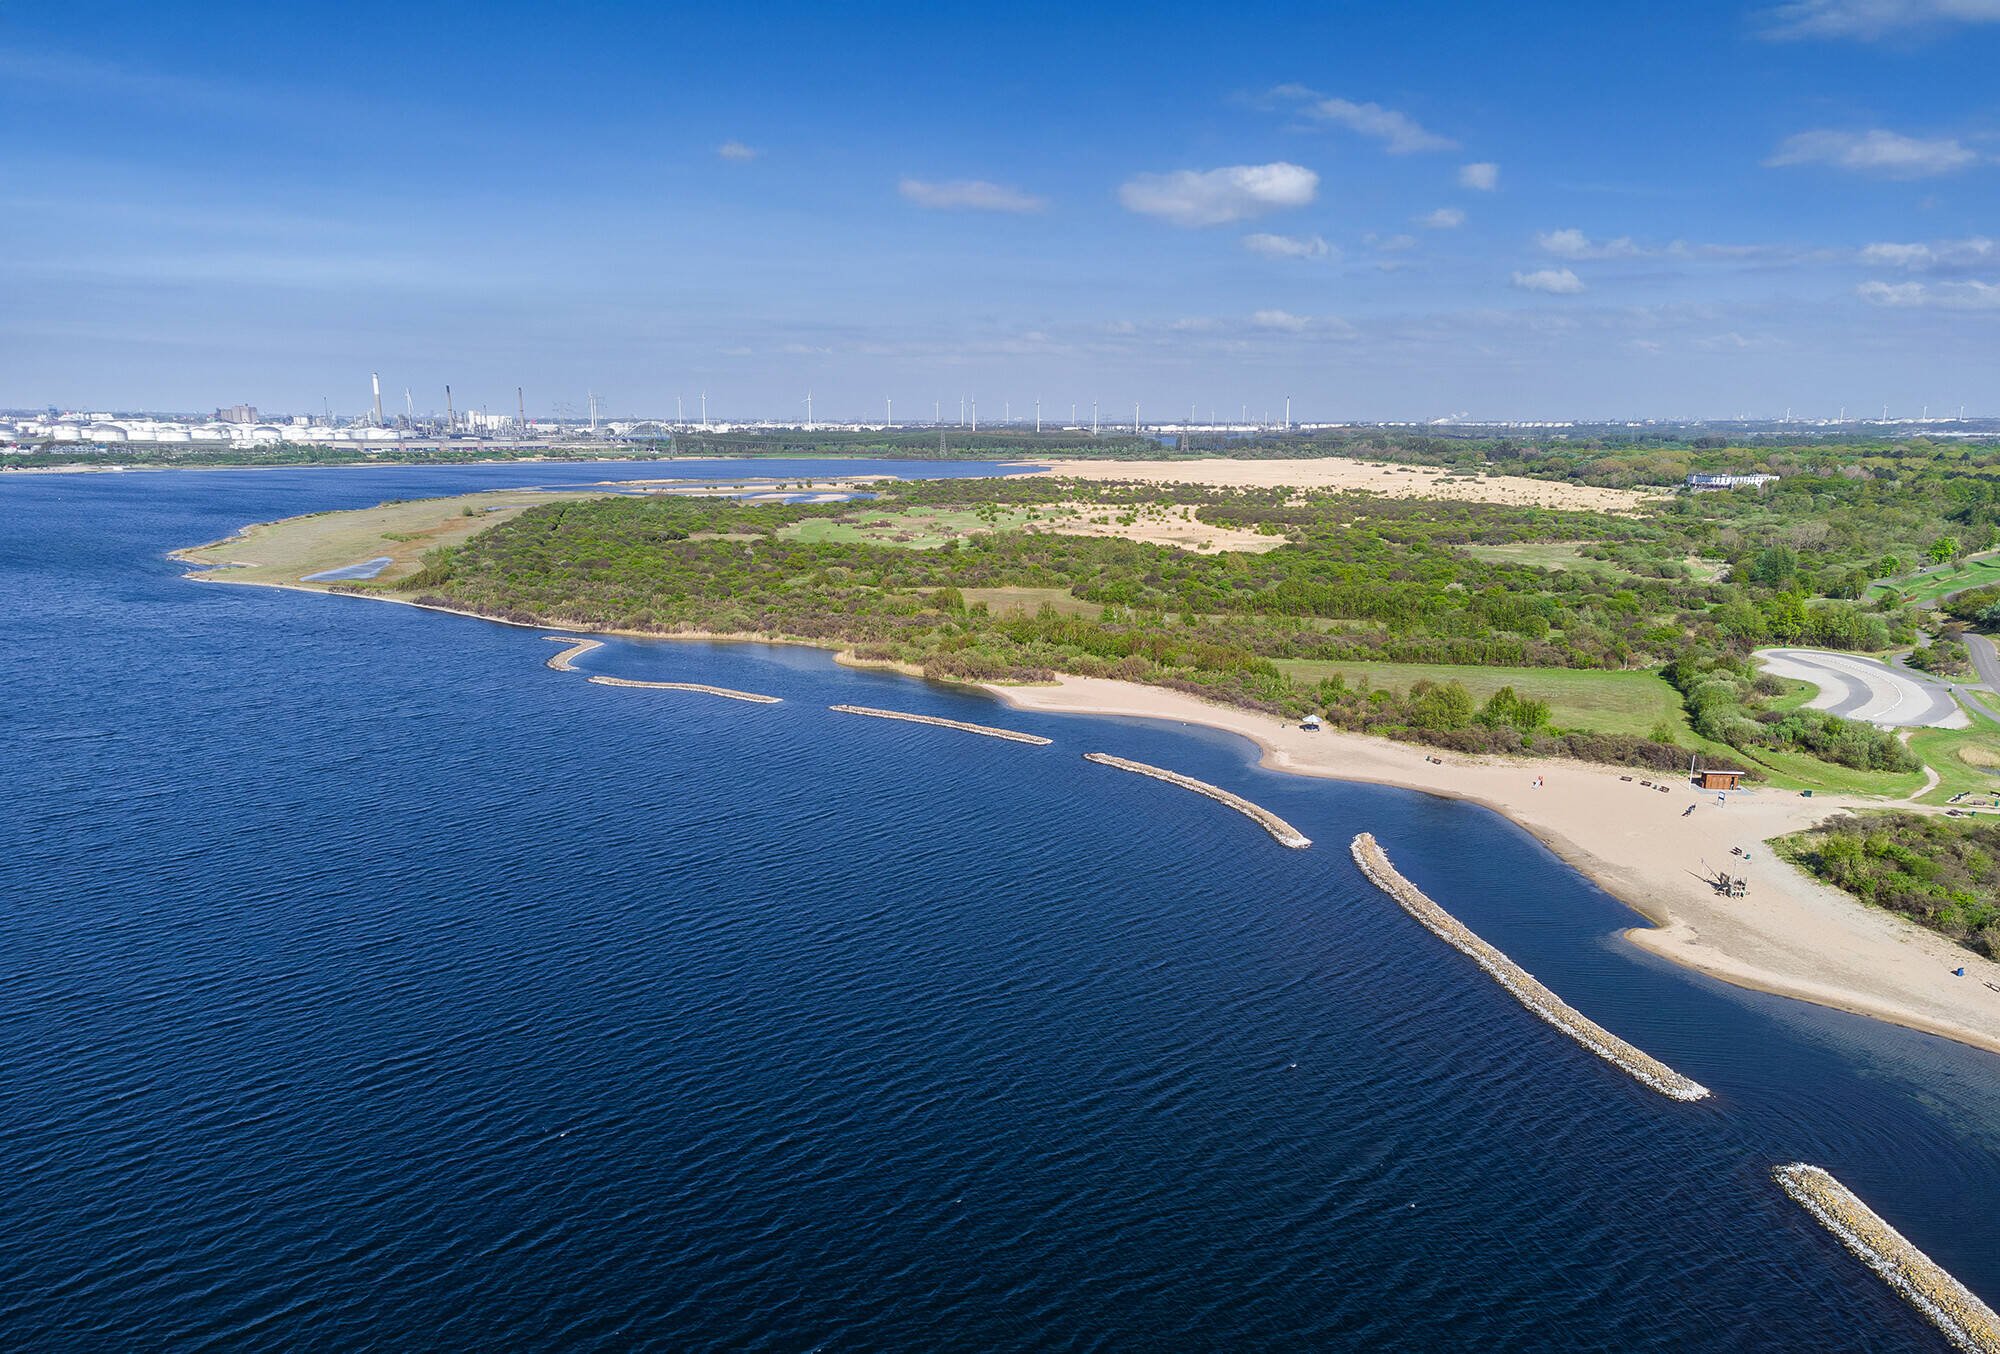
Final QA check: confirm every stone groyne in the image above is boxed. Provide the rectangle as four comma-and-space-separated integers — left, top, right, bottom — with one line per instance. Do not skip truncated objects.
544, 636, 604, 671
1774, 1164, 1999, 1353
1348, 833, 1711, 1102
1084, 753, 1310, 848
829, 705, 1052, 745
587, 675, 782, 704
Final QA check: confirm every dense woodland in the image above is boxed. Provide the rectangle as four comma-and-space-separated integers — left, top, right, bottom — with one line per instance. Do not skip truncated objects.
367, 439, 2000, 775
1780, 814, 2000, 958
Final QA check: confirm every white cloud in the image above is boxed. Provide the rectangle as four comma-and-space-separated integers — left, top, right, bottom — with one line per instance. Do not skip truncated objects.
1118, 162, 1318, 227
1419, 207, 1465, 229
1537, 228, 1644, 259
1241, 232, 1335, 260
898, 177, 1048, 213
1512, 267, 1586, 294
1251, 308, 1312, 331
1859, 242, 1934, 268
1368, 232, 1418, 252
1690, 331, 1784, 351
1857, 278, 2000, 307
1269, 86, 1457, 153
1760, 0, 2000, 40
1458, 162, 1500, 191
1857, 236, 1998, 271
1304, 97, 1456, 152
716, 140, 759, 161
1765, 129, 1980, 177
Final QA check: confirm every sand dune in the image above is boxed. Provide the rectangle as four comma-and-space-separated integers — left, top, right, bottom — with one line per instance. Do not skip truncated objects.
1021, 457, 1656, 513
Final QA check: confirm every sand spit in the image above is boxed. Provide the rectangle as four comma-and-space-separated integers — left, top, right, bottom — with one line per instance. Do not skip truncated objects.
1083, 753, 1310, 847
586, 675, 782, 704
1349, 833, 1711, 1102
1775, 1164, 2000, 1353
544, 636, 604, 671
829, 705, 1052, 745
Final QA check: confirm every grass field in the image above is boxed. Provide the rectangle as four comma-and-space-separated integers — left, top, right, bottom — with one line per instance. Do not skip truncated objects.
959, 586, 1102, 617
1457, 542, 1604, 570
1273, 659, 1715, 742
1268, 656, 1960, 795
1733, 747, 1930, 797
779, 507, 1032, 549
176, 488, 610, 587
1908, 703, 2000, 806
1868, 552, 2000, 607
778, 502, 1278, 553
1458, 541, 1727, 582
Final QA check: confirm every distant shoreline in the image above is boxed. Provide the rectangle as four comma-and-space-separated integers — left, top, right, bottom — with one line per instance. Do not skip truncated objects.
170, 529, 2000, 1062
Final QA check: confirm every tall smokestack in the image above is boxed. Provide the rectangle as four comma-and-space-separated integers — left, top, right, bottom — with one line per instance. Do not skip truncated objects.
517, 386, 525, 430
371, 372, 384, 426
445, 385, 455, 431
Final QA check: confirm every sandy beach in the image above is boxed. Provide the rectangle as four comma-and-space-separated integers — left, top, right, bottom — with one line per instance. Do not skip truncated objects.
987, 674, 2000, 1057
1020, 457, 1658, 513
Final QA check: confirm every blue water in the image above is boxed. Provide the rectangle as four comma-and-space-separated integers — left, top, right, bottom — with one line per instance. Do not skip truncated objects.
3, 460, 1997, 1351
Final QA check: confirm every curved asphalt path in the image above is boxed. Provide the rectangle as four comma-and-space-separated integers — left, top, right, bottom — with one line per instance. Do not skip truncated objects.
1756, 648, 1969, 729
1966, 632, 2000, 696
1923, 572, 2000, 699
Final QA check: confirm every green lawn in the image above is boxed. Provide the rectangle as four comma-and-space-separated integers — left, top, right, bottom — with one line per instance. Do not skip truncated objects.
779, 507, 1037, 549
1274, 659, 1710, 742
1868, 552, 2000, 607
1458, 541, 1726, 583
1272, 656, 1971, 795
1908, 703, 2000, 806
1731, 747, 1929, 797
1458, 542, 1606, 570
960, 586, 1101, 618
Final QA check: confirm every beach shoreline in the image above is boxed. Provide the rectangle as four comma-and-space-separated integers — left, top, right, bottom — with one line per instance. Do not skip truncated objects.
985, 674, 2000, 1059
173, 555, 2000, 1058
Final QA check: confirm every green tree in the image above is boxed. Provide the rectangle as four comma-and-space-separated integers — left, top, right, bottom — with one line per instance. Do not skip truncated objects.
1929, 535, 1962, 566
1407, 680, 1477, 732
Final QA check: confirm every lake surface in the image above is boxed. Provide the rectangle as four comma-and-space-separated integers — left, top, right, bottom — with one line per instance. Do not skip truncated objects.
3, 459, 1997, 1351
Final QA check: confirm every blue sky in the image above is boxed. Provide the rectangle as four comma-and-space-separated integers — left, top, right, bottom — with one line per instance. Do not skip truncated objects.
4, 0, 1999, 421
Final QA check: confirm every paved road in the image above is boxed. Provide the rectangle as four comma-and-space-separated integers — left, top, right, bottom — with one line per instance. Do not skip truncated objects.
1966, 632, 2000, 696
1757, 648, 1970, 729
1922, 574, 1999, 696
